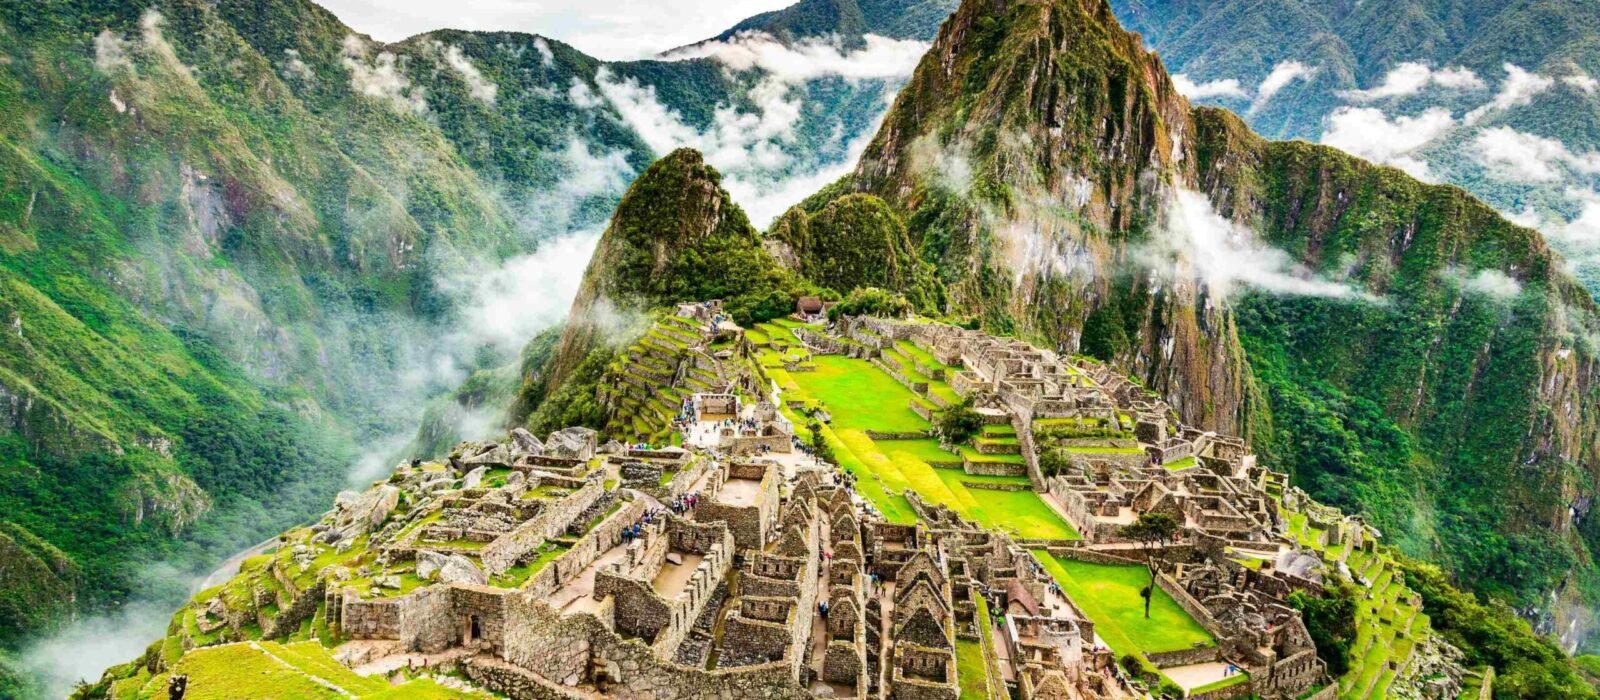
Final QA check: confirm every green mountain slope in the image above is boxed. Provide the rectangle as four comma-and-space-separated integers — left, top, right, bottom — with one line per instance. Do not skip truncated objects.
1109, 0, 1600, 291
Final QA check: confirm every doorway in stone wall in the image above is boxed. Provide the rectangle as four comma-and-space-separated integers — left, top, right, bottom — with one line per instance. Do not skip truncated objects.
464, 614, 482, 646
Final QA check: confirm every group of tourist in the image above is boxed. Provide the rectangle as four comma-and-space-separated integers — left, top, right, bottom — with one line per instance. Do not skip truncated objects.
669, 492, 700, 515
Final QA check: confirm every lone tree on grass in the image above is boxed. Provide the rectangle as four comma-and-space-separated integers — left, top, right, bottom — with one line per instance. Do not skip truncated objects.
1120, 512, 1179, 618
938, 398, 984, 445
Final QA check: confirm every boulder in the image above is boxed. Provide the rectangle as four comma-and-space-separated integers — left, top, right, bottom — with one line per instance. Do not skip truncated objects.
510, 428, 544, 455
334, 485, 400, 537
462, 443, 511, 467
463, 466, 489, 489
416, 551, 488, 586
506, 471, 526, 487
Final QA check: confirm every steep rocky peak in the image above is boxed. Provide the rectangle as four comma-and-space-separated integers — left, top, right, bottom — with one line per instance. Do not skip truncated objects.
856, 0, 1194, 226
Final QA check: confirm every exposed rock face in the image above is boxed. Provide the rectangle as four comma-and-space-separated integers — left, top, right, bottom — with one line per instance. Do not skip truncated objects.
830, 0, 1600, 607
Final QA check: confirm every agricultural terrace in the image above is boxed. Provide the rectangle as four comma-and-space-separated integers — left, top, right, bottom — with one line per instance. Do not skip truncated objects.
751, 326, 1077, 540
1284, 511, 1431, 700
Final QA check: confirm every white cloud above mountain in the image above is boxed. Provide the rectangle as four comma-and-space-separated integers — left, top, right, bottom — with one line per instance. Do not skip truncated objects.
1172, 74, 1248, 100
1339, 61, 1484, 102
1321, 107, 1456, 180
1471, 127, 1600, 182
1252, 61, 1317, 112
662, 32, 927, 84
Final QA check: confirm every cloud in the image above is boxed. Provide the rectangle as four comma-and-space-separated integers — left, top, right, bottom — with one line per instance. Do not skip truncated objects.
341, 34, 426, 114
93, 29, 132, 72
662, 32, 927, 84
1458, 269, 1522, 299
1464, 63, 1554, 124
1339, 61, 1484, 102
1562, 199, 1600, 248
1471, 127, 1600, 182
532, 37, 554, 67
1321, 106, 1456, 180
1252, 60, 1317, 112
1565, 73, 1599, 95
567, 79, 604, 109
442, 45, 498, 105
281, 48, 315, 82
1503, 204, 1543, 228
1172, 74, 1248, 100
439, 231, 601, 354
1146, 189, 1373, 301
21, 582, 181, 696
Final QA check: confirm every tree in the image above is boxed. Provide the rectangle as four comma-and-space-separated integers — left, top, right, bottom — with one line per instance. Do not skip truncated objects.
806, 421, 830, 464
1120, 512, 1179, 618
1039, 447, 1073, 477
938, 398, 984, 445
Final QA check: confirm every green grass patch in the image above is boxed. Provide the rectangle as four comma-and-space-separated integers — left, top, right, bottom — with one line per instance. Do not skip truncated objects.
1032, 553, 1214, 656
787, 355, 929, 433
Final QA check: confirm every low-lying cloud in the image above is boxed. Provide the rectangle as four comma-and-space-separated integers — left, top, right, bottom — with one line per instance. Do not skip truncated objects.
1253, 60, 1317, 112
663, 32, 927, 84
1172, 74, 1247, 100
1321, 107, 1455, 180
1472, 127, 1600, 182
1340, 61, 1484, 102
1170, 60, 1316, 112
1146, 189, 1373, 301
589, 33, 920, 226
342, 34, 427, 114
442, 44, 499, 105
1459, 268, 1523, 300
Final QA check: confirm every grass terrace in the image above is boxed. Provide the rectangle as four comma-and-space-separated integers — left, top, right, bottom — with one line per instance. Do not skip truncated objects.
795, 355, 929, 433
768, 350, 1076, 540
1032, 553, 1215, 658
153, 641, 490, 699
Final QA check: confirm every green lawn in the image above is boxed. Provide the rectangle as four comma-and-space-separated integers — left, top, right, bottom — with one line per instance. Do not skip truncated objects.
877, 438, 962, 463
789, 355, 930, 433
956, 639, 991, 700
1032, 553, 1214, 656
775, 353, 1077, 540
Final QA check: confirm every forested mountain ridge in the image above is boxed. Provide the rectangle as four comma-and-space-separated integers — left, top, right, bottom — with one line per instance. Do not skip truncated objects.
1107, 0, 1600, 290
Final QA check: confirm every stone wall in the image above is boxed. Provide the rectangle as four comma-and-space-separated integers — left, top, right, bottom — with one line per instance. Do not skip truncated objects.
498, 593, 810, 699
962, 458, 1027, 477
526, 499, 647, 600
341, 596, 400, 640
1146, 645, 1220, 668
400, 585, 461, 652
1189, 679, 1255, 700
480, 475, 605, 574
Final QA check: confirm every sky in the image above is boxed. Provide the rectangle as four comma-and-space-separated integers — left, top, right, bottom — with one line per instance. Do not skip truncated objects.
313, 0, 797, 60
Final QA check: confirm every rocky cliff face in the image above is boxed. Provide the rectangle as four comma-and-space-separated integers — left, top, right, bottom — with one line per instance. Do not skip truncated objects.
827, 0, 1600, 617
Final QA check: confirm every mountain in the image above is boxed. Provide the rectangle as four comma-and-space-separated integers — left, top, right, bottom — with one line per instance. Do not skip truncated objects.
764, 0, 1600, 651
0, 0, 951, 691
1107, 0, 1600, 289
707, 0, 959, 47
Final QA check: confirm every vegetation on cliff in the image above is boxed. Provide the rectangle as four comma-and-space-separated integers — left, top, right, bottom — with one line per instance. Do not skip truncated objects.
771, 194, 946, 313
